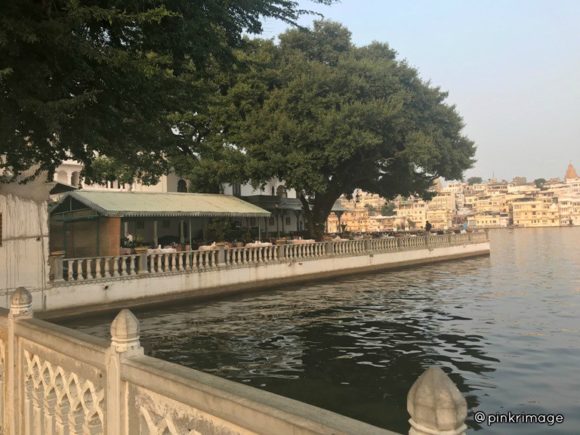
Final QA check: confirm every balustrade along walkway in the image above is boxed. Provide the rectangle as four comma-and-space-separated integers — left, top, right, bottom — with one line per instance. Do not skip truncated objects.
1, 233, 490, 316
52, 233, 488, 283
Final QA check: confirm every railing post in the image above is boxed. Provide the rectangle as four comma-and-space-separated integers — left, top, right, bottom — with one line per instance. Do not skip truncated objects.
138, 252, 148, 274
217, 246, 226, 267
6, 287, 33, 435
407, 367, 467, 435
106, 309, 144, 435
9, 287, 33, 319
325, 241, 335, 256
277, 244, 285, 261
49, 252, 65, 282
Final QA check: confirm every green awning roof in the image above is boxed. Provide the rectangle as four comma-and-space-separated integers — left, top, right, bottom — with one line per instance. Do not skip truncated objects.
51, 191, 271, 218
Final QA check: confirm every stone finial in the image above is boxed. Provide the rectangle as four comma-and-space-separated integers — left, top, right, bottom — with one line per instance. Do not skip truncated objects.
10, 287, 33, 318
110, 309, 143, 354
407, 367, 467, 435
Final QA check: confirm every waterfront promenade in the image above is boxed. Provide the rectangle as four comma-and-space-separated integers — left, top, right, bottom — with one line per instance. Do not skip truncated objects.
5, 232, 489, 316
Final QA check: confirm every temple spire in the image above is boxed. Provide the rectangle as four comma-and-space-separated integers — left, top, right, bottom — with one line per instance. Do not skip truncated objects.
565, 162, 578, 180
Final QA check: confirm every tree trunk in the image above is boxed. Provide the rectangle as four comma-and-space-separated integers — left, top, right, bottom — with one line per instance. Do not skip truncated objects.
299, 192, 340, 240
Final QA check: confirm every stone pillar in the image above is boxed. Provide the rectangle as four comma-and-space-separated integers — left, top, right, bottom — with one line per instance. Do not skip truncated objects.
276, 243, 285, 261
364, 239, 371, 252
325, 241, 335, 256
110, 309, 144, 355
49, 252, 65, 282
217, 245, 226, 267
407, 367, 467, 435
137, 251, 148, 275
153, 220, 159, 247
6, 288, 34, 435
9, 287, 33, 319
106, 309, 144, 435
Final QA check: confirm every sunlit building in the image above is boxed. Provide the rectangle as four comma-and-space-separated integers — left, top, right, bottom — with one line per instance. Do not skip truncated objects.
467, 212, 509, 229
511, 197, 560, 227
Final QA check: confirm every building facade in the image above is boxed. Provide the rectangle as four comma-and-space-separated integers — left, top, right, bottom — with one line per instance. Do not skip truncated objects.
0, 179, 51, 297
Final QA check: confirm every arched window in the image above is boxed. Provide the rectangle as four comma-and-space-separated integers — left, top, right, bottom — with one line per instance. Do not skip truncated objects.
177, 179, 187, 193
276, 185, 288, 198
70, 171, 80, 187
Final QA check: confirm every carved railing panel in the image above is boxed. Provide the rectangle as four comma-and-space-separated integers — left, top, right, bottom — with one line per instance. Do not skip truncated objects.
131, 386, 248, 435
22, 343, 105, 435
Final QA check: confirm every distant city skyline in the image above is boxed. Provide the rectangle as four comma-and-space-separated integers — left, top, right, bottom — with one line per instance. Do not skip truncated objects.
260, 0, 580, 181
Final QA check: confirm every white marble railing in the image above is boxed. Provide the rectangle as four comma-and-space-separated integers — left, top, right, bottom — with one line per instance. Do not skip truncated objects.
62, 254, 140, 281
51, 232, 489, 283
148, 249, 218, 273
0, 287, 467, 435
0, 288, 468, 435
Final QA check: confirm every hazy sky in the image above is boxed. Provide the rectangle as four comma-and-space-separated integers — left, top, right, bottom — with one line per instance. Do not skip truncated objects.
261, 0, 580, 181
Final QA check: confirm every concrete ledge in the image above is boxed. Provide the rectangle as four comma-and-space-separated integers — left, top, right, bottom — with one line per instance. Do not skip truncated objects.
124, 354, 397, 434
38, 242, 490, 320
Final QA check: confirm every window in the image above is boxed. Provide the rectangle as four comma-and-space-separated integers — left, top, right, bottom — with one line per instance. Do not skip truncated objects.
71, 171, 81, 187
177, 179, 187, 193
232, 183, 241, 197
285, 216, 291, 225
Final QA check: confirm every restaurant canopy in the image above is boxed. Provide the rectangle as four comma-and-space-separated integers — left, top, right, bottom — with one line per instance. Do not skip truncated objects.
51, 191, 271, 218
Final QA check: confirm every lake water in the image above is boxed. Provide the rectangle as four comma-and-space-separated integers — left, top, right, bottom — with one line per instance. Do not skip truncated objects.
61, 228, 580, 434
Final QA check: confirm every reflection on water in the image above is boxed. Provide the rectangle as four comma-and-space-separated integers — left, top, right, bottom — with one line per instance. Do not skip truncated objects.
62, 228, 580, 434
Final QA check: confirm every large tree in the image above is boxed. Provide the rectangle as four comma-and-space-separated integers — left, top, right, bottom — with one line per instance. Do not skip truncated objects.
203, 22, 476, 238
0, 0, 334, 181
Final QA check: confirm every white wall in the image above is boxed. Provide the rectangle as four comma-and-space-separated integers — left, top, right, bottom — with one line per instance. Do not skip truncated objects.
0, 191, 49, 295
55, 159, 189, 193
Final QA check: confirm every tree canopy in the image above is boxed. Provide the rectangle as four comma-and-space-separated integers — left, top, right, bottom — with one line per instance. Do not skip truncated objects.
534, 178, 546, 189
200, 21, 475, 237
381, 203, 396, 216
467, 177, 483, 185
0, 0, 334, 181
